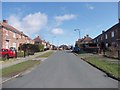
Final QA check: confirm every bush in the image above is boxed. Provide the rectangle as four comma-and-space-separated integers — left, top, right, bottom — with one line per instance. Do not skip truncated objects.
18, 44, 44, 53
17, 51, 24, 57
105, 46, 118, 59
38, 44, 44, 52
17, 51, 29, 57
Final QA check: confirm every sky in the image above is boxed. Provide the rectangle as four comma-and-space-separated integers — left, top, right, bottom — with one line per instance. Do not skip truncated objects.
1, 2, 119, 46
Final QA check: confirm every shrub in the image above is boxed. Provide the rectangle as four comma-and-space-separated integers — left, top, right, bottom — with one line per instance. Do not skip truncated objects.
18, 44, 44, 53
105, 46, 118, 59
38, 44, 44, 51
17, 51, 28, 57
17, 51, 24, 57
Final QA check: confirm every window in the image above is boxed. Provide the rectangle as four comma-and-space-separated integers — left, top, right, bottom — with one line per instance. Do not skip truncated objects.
13, 32, 16, 38
105, 34, 108, 39
6, 30, 8, 36
101, 37, 102, 40
6, 41, 9, 49
111, 31, 114, 37
12, 43, 16, 48
97, 39, 98, 42
19, 34, 21, 39
106, 43, 108, 47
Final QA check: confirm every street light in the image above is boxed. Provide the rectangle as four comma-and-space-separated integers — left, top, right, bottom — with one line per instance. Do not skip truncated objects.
74, 29, 80, 39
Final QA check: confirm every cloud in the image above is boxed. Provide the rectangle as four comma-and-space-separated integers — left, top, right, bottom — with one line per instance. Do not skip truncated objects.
8, 15, 22, 30
8, 12, 48, 36
54, 14, 77, 26
51, 28, 64, 35
86, 4, 95, 10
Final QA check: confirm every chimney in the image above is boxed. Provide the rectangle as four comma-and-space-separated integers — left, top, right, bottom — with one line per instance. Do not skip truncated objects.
3, 20, 8, 23
86, 34, 89, 37
102, 30, 105, 34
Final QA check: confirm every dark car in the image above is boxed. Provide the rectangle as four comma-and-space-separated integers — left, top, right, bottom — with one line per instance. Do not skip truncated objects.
73, 47, 80, 53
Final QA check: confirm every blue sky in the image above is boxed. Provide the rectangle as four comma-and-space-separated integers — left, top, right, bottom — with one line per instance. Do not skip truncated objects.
2, 2, 118, 46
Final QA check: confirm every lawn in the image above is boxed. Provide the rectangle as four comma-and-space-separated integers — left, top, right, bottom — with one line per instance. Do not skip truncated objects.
2, 60, 40, 77
77, 53, 120, 79
37, 51, 54, 58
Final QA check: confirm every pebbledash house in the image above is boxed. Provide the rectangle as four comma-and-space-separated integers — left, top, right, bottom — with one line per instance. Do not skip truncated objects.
0, 20, 34, 50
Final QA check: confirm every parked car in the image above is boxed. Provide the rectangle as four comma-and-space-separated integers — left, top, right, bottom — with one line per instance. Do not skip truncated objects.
73, 46, 80, 53
0, 48, 16, 59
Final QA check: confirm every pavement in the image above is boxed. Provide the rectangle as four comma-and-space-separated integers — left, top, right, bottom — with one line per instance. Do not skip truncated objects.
1, 50, 52, 69
2, 51, 118, 88
1, 50, 53, 84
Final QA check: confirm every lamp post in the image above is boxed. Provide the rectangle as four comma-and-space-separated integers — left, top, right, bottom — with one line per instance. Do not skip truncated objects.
74, 29, 80, 39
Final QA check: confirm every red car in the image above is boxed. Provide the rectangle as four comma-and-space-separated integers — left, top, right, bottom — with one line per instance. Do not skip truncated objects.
0, 48, 16, 59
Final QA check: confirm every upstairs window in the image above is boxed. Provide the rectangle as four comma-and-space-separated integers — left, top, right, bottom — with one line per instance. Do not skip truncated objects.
105, 34, 108, 39
6, 30, 8, 36
13, 32, 16, 38
111, 31, 114, 38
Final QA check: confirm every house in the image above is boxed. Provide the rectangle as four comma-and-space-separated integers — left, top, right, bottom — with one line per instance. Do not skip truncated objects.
76, 34, 93, 48
34, 36, 42, 45
0, 20, 33, 50
59, 44, 69, 50
27, 37, 34, 44
92, 21, 120, 48
34, 36, 53, 50
46, 42, 53, 50
75, 35, 99, 53
92, 20, 120, 58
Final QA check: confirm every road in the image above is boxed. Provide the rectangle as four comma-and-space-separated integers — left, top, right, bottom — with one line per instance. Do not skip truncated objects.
2, 51, 118, 88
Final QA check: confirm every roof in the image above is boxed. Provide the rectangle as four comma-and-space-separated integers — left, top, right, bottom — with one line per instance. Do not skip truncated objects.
93, 22, 120, 40
0, 22, 28, 37
27, 37, 32, 40
34, 36, 42, 42
77, 35, 92, 43
82, 36, 92, 42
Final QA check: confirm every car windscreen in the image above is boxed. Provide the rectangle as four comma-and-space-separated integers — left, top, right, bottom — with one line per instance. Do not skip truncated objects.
0, 49, 8, 52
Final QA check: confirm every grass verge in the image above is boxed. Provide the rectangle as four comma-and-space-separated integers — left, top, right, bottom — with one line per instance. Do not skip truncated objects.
37, 51, 54, 58
77, 53, 120, 80
2, 60, 40, 77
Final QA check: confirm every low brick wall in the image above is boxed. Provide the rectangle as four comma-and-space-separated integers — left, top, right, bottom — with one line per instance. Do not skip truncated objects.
82, 47, 99, 53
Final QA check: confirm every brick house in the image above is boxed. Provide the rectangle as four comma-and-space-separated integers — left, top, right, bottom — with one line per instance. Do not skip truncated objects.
34, 36, 53, 50
92, 21, 120, 48
76, 34, 93, 48
0, 20, 33, 50
33, 36, 42, 45
92, 20, 120, 58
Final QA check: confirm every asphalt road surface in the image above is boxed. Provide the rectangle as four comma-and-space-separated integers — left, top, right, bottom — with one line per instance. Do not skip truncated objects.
2, 51, 118, 88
